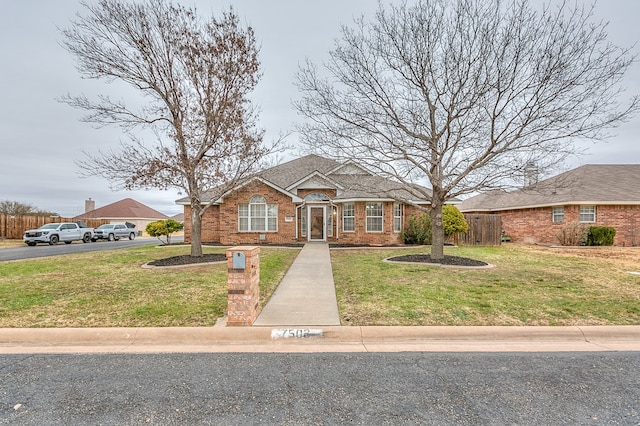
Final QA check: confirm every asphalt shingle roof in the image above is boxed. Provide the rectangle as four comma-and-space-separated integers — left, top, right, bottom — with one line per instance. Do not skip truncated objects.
75, 198, 170, 220
260, 154, 342, 189
177, 154, 435, 204
460, 164, 640, 211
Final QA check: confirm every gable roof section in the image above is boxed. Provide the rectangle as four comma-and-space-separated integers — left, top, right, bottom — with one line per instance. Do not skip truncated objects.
175, 154, 437, 205
286, 170, 344, 192
215, 176, 303, 204
333, 173, 432, 203
260, 154, 342, 189
75, 198, 170, 220
176, 155, 340, 205
460, 164, 640, 212
327, 160, 372, 176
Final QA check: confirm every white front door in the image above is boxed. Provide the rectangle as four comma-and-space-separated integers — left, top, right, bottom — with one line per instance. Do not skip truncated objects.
308, 206, 325, 241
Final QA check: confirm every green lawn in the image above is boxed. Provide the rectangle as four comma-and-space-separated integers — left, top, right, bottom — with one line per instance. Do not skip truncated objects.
0, 245, 299, 327
331, 245, 640, 326
1, 243, 638, 327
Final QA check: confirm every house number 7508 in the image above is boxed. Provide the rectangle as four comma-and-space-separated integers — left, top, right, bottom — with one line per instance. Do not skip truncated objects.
271, 329, 323, 339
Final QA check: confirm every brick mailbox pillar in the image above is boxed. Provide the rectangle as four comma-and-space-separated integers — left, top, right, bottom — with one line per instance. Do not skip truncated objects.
226, 246, 261, 326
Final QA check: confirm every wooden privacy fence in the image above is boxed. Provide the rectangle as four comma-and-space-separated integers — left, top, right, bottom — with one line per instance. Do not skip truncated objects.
0, 214, 110, 240
457, 214, 502, 246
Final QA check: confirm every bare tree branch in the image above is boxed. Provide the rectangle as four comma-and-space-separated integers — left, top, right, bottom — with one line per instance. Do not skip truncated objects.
60, 0, 279, 256
295, 0, 639, 259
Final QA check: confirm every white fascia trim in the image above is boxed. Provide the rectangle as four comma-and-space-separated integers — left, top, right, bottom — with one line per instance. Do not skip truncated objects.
175, 201, 220, 207
327, 160, 373, 176
465, 200, 640, 212
285, 171, 344, 192
333, 197, 397, 203
334, 198, 433, 204
215, 177, 303, 204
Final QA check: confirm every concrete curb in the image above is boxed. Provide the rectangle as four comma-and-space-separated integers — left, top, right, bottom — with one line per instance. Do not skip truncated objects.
1, 326, 639, 354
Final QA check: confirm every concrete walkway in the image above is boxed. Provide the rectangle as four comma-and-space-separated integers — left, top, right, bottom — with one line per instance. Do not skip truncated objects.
3, 242, 640, 354
253, 242, 341, 327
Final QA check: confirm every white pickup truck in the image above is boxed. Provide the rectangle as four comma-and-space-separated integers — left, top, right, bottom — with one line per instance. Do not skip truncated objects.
23, 222, 95, 246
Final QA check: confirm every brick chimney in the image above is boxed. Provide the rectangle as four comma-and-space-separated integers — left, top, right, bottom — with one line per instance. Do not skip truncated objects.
524, 162, 538, 187
85, 198, 96, 213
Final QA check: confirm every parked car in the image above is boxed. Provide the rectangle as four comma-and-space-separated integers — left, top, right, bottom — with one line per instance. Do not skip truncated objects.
92, 223, 136, 241
24, 222, 94, 246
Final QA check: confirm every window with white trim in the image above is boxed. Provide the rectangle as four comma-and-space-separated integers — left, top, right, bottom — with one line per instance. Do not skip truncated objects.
366, 202, 383, 232
579, 206, 596, 222
552, 207, 564, 223
304, 192, 330, 202
301, 206, 307, 237
342, 203, 355, 232
393, 203, 403, 233
238, 195, 277, 232
327, 207, 334, 237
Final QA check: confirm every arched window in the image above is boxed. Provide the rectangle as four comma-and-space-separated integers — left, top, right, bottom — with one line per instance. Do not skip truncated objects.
304, 192, 330, 202
238, 196, 278, 232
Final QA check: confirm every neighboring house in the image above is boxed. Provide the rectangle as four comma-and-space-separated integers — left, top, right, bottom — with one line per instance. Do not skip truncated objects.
176, 154, 440, 245
459, 165, 640, 246
74, 198, 170, 235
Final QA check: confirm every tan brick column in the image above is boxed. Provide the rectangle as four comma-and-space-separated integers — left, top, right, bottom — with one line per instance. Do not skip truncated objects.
226, 246, 261, 326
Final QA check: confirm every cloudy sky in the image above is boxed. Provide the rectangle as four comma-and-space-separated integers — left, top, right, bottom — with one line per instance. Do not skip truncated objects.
1, 0, 639, 217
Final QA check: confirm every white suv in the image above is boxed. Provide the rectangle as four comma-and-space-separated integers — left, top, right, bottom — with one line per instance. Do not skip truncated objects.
92, 223, 136, 241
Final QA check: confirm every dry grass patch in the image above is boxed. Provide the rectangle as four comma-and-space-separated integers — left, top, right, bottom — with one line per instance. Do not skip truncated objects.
0, 239, 23, 248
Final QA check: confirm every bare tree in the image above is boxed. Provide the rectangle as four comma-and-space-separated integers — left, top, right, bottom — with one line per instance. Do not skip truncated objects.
0, 200, 56, 216
295, 0, 638, 259
60, 0, 275, 256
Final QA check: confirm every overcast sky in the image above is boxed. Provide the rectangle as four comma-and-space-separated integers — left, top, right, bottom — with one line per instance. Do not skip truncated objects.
1, 0, 639, 217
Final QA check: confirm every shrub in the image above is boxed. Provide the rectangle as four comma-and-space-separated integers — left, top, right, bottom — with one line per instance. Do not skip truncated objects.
442, 205, 469, 236
402, 213, 432, 245
146, 219, 184, 245
557, 222, 588, 246
586, 226, 616, 246
402, 205, 468, 245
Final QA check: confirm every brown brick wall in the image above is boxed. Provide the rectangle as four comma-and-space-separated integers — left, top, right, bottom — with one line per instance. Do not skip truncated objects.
496, 205, 640, 246
336, 201, 406, 245
182, 183, 422, 245
183, 204, 220, 243
218, 181, 298, 245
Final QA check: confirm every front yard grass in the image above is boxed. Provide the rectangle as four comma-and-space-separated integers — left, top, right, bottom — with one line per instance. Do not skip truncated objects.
0, 245, 299, 327
332, 245, 640, 326
1, 243, 638, 327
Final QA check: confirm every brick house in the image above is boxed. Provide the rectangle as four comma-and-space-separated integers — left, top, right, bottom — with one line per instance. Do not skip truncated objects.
177, 154, 435, 245
74, 197, 170, 236
459, 164, 640, 246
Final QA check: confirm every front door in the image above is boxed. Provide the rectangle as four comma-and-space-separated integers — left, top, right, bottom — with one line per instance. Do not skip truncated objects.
309, 207, 325, 241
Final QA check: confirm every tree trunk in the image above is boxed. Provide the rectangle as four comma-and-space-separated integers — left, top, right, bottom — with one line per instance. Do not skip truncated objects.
430, 200, 445, 261
190, 201, 203, 257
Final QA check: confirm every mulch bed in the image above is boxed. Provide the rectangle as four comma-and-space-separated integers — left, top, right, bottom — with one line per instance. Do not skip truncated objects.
147, 251, 487, 267
147, 253, 227, 267
387, 254, 488, 267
